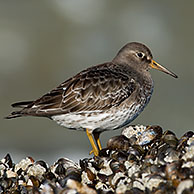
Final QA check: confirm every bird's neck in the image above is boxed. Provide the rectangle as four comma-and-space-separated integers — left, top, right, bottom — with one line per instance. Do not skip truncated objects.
112, 62, 153, 92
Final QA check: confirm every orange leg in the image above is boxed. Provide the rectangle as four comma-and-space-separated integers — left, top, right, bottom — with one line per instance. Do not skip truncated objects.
86, 129, 99, 156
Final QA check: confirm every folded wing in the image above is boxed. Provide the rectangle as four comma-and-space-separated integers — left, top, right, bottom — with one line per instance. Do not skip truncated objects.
6, 63, 137, 118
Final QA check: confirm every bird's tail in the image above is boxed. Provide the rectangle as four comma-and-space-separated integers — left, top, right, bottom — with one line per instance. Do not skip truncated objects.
5, 101, 33, 119
5, 111, 23, 119
11, 101, 33, 108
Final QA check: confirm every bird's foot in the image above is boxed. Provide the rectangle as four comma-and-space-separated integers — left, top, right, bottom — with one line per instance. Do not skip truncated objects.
89, 149, 98, 156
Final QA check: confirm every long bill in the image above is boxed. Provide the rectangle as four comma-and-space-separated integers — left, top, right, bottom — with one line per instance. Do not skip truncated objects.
150, 60, 178, 78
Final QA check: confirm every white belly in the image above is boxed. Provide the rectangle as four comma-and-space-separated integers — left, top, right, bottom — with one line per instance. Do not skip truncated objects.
51, 103, 142, 132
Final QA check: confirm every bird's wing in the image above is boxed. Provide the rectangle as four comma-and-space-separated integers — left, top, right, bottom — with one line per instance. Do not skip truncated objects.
21, 64, 137, 116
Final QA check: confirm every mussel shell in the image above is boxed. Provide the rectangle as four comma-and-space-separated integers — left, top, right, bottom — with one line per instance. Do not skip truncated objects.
4, 154, 13, 169
107, 135, 130, 151
177, 131, 194, 151
122, 125, 162, 146
0, 178, 13, 190
79, 158, 90, 170
165, 161, 182, 180
55, 163, 66, 176
97, 173, 108, 183
36, 160, 48, 172
98, 148, 111, 158
110, 160, 122, 174
29, 175, 40, 187
127, 146, 144, 162
110, 150, 128, 163
125, 187, 144, 194
137, 125, 163, 146
85, 167, 96, 181
91, 157, 104, 171
154, 182, 176, 194
162, 130, 178, 147
44, 171, 56, 181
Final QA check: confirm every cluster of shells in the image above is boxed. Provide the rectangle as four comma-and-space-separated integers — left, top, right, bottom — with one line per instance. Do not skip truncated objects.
0, 125, 194, 194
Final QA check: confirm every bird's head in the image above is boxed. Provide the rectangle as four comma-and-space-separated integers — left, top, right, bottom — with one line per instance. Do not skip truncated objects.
112, 42, 178, 78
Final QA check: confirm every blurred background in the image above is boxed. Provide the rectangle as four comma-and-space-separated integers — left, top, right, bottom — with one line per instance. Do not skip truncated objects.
1, 0, 194, 164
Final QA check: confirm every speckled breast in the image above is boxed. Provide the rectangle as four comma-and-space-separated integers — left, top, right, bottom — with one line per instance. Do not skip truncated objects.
51, 84, 153, 132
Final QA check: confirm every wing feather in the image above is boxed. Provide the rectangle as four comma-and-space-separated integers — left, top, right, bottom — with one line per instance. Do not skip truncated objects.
16, 63, 137, 116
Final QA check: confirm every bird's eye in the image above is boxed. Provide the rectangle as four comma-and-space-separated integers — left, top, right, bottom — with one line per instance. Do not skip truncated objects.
136, 52, 144, 58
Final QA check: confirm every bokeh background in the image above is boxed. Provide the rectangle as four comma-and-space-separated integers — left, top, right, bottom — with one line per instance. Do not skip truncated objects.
1, 0, 194, 164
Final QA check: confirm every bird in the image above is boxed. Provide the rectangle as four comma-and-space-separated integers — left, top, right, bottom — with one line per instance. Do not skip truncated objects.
5, 42, 178, 156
